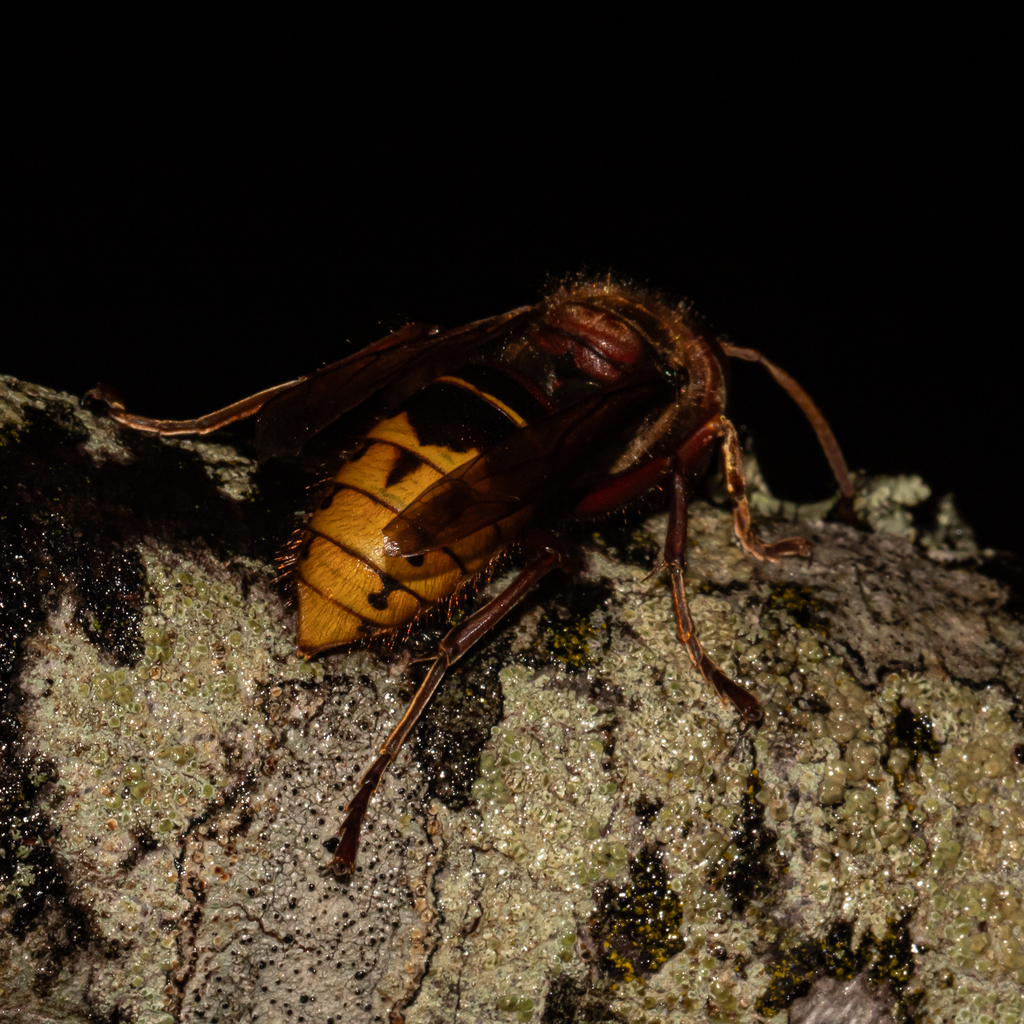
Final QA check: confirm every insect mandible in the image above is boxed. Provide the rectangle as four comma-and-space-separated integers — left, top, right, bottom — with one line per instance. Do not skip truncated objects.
85, 279, 854, 875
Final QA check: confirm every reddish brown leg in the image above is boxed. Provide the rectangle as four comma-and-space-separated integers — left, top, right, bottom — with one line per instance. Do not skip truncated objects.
326, 532, 564, 876
665, 467, 762, 723
715, 414, 812, 562
82, 379, 302, 436
674, 413, 812, 563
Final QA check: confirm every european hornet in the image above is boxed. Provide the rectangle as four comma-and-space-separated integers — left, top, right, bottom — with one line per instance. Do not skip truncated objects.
85, 279, 854, 875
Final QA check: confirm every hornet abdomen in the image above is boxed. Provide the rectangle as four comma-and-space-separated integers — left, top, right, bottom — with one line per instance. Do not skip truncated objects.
295, 369, 540, 654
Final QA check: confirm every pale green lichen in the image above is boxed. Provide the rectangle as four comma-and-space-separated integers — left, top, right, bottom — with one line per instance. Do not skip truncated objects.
919, 491, 984, 561
9, 548, 293, 1018
6, 376, 1024, 1024
408, 502, 1024, 1024
851, 472, 931, 540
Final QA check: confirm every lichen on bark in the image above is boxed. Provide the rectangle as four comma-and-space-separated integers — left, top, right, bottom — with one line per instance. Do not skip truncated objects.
1, 374, 1022, 1024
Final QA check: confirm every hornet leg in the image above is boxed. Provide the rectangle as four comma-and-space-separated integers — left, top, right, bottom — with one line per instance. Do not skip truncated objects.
326, 531, 564, 875
664, 465, 763, 723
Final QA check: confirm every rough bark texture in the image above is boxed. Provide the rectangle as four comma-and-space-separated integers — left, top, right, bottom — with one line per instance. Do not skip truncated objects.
2, 375, 1023, 1024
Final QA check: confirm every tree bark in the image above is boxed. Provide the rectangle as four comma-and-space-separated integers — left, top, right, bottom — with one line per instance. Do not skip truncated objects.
2, 375, 1022, 1024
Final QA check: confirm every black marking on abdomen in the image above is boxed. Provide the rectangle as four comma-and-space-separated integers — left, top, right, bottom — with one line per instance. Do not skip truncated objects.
386, 447, 426, 488
296, 574, 376, 627
304, 528, 429, 609
319, 480, 402, 515
366, 573, 405, 611
441, 546, 467, 574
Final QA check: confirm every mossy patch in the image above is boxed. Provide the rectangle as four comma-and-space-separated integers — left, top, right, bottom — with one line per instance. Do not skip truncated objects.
540, 974, 627, 1023
720, 771, 780, 914
757, 917, 916, 1019
590, 847, 688, 981
524, 581, 614, 672
889, 706, 941, 757
764, 583, 832, 636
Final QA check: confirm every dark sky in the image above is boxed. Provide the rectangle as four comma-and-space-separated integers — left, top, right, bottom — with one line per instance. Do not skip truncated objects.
6, 30, 1018, 552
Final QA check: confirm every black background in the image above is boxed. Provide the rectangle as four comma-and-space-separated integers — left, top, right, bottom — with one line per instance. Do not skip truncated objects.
6, 23, 1018, 552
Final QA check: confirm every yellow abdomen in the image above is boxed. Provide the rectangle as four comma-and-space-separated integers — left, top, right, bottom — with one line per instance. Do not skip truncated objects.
295, 374, 533, 655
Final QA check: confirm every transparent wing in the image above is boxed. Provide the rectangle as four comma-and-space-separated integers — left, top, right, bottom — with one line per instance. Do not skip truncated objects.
383, 379, 668, 555
255, 307, 536, 459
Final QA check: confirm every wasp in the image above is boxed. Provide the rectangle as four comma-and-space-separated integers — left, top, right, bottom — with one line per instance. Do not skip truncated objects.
85, 279, 854, 875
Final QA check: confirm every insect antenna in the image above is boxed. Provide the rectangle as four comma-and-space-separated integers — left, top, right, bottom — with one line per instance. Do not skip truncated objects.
721, 342, 855, 516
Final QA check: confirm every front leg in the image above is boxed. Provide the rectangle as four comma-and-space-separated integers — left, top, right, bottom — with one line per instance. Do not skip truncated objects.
673, 413, 813, 563
715, 414, 812, 562
664, 467, 762, 723
325, 530, 564, 875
